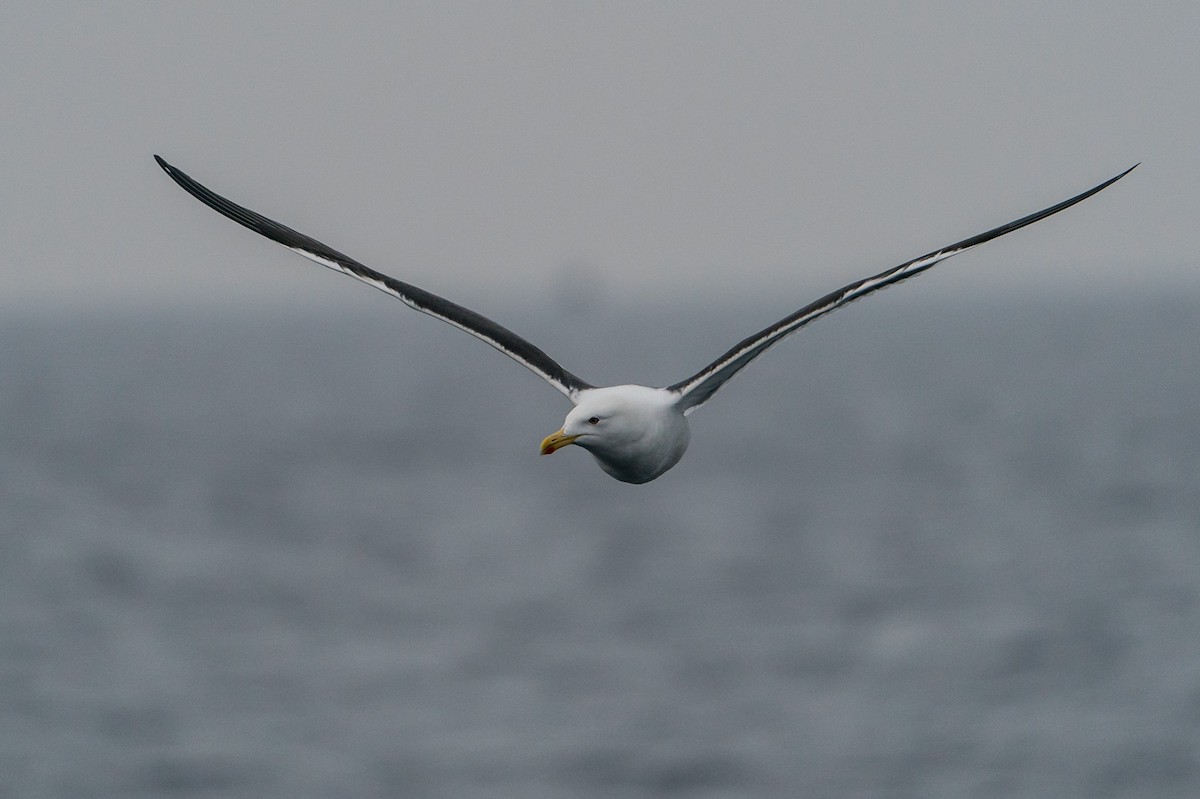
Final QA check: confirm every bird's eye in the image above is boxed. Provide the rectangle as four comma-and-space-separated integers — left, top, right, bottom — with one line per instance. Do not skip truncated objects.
588, 416, 601, 425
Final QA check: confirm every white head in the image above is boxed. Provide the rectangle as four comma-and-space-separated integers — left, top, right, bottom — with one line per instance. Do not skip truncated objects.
539, 385, 690, 484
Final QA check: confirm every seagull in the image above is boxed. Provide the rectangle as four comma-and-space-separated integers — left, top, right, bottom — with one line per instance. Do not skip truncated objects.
155, 156, 1135, 483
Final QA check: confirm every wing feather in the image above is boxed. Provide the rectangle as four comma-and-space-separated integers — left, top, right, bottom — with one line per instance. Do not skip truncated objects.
668, 165, 1138, 413
155, 156, 592, 401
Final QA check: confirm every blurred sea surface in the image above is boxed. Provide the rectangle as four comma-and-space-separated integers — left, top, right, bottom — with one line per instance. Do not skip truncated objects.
1, 292, 1198, 798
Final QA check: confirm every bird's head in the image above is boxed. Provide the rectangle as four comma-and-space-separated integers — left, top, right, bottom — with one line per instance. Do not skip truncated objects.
540, 394, 621, 456
539, 385, 690, 483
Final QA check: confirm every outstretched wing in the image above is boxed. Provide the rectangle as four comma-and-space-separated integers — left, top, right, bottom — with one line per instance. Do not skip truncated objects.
668, 165, 1137, 414
154, 156, 593, 402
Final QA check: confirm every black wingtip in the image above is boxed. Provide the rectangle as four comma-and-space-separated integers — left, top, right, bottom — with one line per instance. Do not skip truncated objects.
1116, 162, 1139, 180
1081, 162, 1139, 199
154, 155, 182, 182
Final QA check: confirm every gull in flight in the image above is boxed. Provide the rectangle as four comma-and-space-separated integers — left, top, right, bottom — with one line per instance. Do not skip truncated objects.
155, 156, 1135, 483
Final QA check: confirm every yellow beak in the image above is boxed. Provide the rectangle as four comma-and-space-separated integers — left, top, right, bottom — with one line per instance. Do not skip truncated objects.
540, 428, 580, 455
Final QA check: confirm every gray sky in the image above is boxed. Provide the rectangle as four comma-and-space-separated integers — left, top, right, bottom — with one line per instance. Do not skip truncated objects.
3, 2, 1196, 313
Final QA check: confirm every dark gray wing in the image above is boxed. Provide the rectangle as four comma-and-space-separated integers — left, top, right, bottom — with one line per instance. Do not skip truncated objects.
668, 165, 1138, 413
155, 156, 593, 402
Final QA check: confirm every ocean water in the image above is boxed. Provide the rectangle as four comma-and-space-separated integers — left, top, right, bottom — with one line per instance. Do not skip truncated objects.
1, 292, 1198, 798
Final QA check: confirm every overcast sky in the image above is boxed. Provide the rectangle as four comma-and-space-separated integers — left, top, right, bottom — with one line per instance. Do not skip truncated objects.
3, 2, 1196, 313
